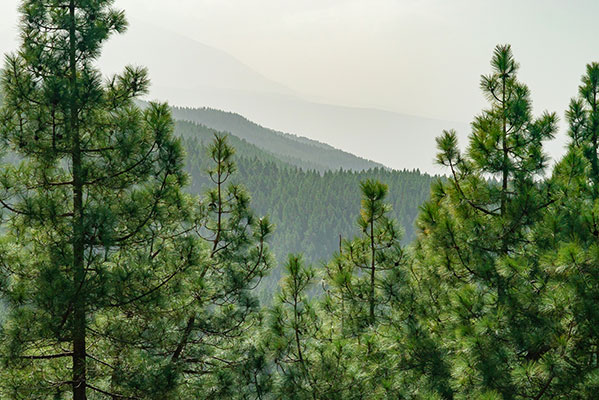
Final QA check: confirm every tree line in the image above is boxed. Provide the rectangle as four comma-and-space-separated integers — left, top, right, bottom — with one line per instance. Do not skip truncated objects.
0, 1, 599, 399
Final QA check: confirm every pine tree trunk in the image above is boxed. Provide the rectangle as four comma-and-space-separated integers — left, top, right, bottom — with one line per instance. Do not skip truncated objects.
498, 76, 508, 304
591, 90, 598, 185
501, 77, 508, 219
69, 1, 87, 398
172, 315, 195, 362
369, 218, 376, 324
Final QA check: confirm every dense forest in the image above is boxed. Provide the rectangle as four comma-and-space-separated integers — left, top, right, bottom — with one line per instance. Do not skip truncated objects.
175, 120, 436, 293
1, 1, 599, 399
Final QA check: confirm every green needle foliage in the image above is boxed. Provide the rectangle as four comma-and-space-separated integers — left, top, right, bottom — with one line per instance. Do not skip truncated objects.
168, 134, 274, 399
412, 44, 560, 399
0, 1, 197, 398
262, 181, 407, 400
538, 62, 599, 397
1, 0, 599, 395
566, 63, 599, 184
267, 254, 321, 399
266, 254, 366, 400
319, 180, 407, 398
324, 179, 403, 333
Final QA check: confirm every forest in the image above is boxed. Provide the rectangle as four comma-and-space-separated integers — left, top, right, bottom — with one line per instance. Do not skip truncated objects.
1, 1, 599, 399
176, 120, 436, 297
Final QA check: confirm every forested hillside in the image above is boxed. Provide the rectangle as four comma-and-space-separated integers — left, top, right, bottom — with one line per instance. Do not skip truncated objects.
174, 120, 435, 262
170, 105, 384, 171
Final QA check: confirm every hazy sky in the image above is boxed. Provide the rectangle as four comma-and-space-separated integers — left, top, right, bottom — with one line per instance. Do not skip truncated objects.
1, 0, 598, 168
2, 1, 599, 121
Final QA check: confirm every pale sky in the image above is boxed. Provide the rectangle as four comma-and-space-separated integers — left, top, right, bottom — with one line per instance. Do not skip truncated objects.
119, 0, 598, 122
1, 1, 598, 171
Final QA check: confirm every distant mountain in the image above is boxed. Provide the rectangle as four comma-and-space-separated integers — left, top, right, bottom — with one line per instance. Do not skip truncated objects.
171, 107, 384, 172
175, 120, 287, 169
99, 20, 470, 173
99, 20, 295, 98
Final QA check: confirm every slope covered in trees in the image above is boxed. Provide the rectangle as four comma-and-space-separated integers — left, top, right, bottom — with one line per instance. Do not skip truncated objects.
175, 125, 436, 296
177, 124, 435, 267
170, 105, 384, 172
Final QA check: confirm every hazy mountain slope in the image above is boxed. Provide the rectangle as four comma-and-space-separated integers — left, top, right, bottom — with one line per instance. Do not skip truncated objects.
99, 20, 294, 98
175, 120, 287, 168
98, 20, 469, 173
172, 106, 383, 172
165, 90, 470, 174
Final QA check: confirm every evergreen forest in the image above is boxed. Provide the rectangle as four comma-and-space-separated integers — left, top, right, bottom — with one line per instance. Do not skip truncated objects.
1, 1, 599, 399
176, 120, 436, 295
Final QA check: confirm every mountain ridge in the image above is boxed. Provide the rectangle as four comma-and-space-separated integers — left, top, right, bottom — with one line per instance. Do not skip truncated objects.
170, 105, 386, 172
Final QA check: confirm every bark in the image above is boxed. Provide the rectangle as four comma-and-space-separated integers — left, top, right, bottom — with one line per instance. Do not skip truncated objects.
69, 1, 87, 398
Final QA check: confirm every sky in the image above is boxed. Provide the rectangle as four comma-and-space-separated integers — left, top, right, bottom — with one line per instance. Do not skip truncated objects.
114, 0, 599, 121
1, 0, 598, 170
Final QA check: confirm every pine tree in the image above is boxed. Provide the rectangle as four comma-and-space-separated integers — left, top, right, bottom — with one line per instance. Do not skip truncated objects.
0, 1, 196, 398
538, 62, 599, 397
324, 179, 403, 333
267, 254, 319, 399
266, 254, 367, 400
168, 134, 273, 398
315, 180, 406, 398
413, 44, 559, 398
567, 63, 599, 185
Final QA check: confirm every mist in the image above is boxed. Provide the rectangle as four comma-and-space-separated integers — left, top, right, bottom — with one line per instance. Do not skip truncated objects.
1, 0, 597, 172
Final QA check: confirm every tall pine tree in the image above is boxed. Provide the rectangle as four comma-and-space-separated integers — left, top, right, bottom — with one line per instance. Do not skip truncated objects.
167, 134, 273, 399
413, 44, 559, 398
324, 179, 403, 332
320, 179, 405, 398
0, 1, 196, 398
538, 62, 599, 397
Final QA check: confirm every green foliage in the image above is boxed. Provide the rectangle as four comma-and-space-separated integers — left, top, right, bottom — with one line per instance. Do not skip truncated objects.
267, 255, 321, 398
412, 44, 561, 399
262, 179, 448, 399
0, 1, 197, 398
266, 253, 383, 399
167, 134, 274, 399
325, 179, 403, 330
2, 2, 599, 396
536, 62, 599, 398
